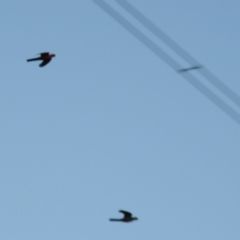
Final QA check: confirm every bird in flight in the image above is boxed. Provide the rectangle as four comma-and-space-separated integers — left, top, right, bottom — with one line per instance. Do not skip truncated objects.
109, 210, 138, 222
27, 52, 56, 67
178, 65, 202, 72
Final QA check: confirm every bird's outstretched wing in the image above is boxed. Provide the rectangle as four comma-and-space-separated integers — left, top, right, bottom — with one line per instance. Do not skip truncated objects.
38, 52, 50, 56
119, 210, 132, 217
39, 59, 51, 67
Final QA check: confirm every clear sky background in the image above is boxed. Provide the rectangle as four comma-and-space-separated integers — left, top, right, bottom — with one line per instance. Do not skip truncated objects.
0, 1, 239, 240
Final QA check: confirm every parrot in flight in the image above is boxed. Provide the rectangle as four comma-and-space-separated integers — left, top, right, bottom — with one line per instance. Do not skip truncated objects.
27, 52, 56, 67
109, 210, 138, 222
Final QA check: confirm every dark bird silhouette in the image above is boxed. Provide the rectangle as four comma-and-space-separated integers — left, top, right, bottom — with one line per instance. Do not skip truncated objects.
109, 210, 138, 222
178, 65, 202, 72
27, 52, 56, 67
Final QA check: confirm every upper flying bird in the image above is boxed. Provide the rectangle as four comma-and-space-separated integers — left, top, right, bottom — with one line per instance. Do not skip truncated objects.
178, 65, 202, 72
109, 210, 138, 222
27, 52, 56, 67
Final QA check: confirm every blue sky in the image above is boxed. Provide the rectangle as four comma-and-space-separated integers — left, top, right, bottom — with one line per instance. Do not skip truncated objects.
0, 1, 239, 240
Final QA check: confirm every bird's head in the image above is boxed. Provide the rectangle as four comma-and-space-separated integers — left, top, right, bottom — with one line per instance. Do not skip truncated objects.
50, 54, 56, 58
132, 217, 138, 221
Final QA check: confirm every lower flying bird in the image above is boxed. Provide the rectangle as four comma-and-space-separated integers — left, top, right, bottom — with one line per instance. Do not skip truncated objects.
109, 210, 138, 222
27, 52, 56, 67
178, 65, 202, 72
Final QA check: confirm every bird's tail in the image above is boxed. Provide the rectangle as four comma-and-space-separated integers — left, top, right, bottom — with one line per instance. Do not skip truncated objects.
109, 218, 122, 221
27, 57, 41, 62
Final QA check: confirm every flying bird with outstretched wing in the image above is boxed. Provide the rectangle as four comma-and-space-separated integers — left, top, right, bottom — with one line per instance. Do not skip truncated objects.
27, 52, 56, 67
109, 210, 138, 222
